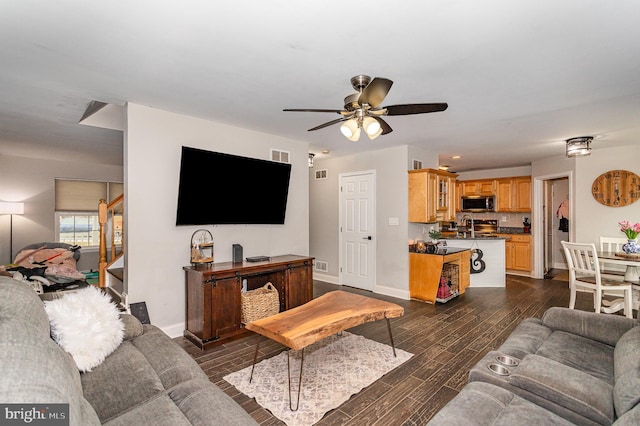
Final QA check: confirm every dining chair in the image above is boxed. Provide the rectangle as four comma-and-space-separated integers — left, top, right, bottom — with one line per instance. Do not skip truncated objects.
599, 236, 629, 280
561, 241, 633, 318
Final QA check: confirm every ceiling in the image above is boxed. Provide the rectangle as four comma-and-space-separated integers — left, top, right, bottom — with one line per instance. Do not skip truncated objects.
1, 1, 639, 172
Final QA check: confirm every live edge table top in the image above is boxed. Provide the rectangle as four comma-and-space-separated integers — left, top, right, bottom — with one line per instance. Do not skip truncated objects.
245, 290, 404, 351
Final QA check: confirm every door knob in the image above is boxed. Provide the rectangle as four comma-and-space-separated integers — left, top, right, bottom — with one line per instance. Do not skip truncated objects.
362, 236, 372, 240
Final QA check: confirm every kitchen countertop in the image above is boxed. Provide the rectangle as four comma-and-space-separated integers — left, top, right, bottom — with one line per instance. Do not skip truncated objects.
409, 246, 470, 255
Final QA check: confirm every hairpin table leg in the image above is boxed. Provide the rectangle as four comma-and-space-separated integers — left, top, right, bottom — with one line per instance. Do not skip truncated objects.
287, 348, 304, 411
249, 340, 261, 383
386, 318, 397, 357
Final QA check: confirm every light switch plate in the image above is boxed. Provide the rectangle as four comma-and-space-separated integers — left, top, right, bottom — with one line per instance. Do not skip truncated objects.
388, 217, 399, 226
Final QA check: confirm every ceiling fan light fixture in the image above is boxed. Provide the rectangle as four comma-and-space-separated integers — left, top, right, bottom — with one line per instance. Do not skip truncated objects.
347, 127, 361, 141
566, 136, 593, 157
340, 118, 360, 141
363, 116, 382, 140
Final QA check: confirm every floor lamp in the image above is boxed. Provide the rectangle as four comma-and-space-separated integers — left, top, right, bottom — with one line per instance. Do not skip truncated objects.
0, 202, 24, 263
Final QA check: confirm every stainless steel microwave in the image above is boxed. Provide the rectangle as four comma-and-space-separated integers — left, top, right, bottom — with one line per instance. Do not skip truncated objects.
461, 195, 495, 212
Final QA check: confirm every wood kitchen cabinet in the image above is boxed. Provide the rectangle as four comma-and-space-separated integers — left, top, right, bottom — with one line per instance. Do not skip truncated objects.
409, 249, 471, 303
460, 179, 496, 196
183, 255, 314, 349
497, 234, 531, 272
408, 168, 458, 222
496, 176, 531, 212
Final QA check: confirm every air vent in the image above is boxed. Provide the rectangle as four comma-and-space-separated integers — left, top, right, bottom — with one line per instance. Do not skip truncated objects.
314, 260, 328, 272
270, 149, 290, 163
315, 169, 328, 180
412, 159, 423, 170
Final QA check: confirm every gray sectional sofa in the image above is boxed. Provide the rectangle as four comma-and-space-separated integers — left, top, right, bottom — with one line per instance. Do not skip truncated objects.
428, 307, 640, 425
0, 276, 257, 425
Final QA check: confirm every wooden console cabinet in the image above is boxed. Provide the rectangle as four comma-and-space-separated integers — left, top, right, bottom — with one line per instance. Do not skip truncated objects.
183, 254, 314, 349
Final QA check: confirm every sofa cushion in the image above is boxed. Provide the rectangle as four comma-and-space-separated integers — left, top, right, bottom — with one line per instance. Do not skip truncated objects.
81, 325, 220, 423
120, 313, 144, 340
542, 307, 637, 347
510, 354, 614, 425
0, 276, 50, 336
536, 331, 615, 384
426, 381, 575, 426
614, 326, 640, 417
496, 318, 552, 360
0, 305, 101, 425
103, 378, 258, 426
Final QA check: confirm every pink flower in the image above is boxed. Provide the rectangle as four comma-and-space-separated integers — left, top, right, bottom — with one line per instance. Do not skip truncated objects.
619, 220, 640, 239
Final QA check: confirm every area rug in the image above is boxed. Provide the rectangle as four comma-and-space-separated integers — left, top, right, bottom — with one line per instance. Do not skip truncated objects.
224, 332, 413, 426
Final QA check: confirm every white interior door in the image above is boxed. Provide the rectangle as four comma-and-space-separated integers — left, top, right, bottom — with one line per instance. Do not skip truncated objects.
339, 171, 375, 291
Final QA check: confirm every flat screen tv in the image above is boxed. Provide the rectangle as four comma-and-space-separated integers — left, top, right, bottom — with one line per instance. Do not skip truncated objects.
176, 146, 292, 225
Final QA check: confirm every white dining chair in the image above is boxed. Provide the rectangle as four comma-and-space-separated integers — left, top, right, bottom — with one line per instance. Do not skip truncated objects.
561, 241, 633, 318
599, 236, 629, 280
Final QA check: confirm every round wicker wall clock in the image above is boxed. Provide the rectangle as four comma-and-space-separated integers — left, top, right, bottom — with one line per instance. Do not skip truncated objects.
591, 170, 640, 207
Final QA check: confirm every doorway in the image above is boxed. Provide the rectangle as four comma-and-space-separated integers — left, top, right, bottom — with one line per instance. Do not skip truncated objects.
543, 177, 569, 279
338, 170, 376, 291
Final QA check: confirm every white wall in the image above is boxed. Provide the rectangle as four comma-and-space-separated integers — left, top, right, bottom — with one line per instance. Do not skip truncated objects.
0, 154, 123, 267
124, 103, 309, 336
575, 145, 640, 244
309, 145, 416, 298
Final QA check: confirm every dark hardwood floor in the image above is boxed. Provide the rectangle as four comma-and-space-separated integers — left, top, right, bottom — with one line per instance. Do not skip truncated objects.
176, 273, 600, 425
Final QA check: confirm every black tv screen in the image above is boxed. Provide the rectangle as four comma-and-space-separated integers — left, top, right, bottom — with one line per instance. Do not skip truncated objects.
176, 146, 292, 225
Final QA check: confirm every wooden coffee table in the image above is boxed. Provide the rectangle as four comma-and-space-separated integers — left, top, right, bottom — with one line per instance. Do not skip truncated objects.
245, 290, 404, 410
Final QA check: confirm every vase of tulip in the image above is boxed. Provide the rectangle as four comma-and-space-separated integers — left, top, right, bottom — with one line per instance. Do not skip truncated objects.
619, 221, 640, 254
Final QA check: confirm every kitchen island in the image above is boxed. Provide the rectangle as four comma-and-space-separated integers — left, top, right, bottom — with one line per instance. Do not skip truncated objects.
409, 247, 471, 303
440, 236, 506, 287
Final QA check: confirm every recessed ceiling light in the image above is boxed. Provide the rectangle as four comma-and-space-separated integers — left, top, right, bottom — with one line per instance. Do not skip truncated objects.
321, 149, 330, 154
451, 155, 461, 159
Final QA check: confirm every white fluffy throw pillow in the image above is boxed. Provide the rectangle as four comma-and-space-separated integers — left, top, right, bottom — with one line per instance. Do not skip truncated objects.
44, 286, 124, 372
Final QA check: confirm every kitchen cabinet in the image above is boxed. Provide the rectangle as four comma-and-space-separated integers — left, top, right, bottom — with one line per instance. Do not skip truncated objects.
409, 248, 471, 303
460, 179, 496, 196
498, 234, 531, 272
408, 169, 458, 222
496, 176, 531, 212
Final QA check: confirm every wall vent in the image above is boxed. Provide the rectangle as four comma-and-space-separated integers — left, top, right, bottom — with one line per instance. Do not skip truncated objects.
315, 169, 328, 180
270, 149, 290, 163
412, 159, 423, 170
314, 260, 328, 272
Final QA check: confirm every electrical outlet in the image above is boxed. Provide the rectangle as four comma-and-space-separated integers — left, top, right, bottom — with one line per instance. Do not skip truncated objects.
502, 216, 507, 222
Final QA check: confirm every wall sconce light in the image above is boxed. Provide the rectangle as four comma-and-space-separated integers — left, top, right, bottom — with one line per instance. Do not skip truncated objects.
308, 153, 315, 168
566, 136, 593, 157
0, 201, 25, 262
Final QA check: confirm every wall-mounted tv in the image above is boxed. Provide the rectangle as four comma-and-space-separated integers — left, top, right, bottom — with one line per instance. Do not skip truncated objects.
176, 146, 292, 225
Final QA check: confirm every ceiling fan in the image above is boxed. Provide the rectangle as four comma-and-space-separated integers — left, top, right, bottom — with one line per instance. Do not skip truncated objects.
283, 75, 448, 141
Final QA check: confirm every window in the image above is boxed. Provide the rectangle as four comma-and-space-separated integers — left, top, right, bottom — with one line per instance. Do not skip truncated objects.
55, 179, 122, 248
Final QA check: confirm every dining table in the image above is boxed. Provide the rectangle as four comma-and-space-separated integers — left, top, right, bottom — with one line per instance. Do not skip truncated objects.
597, 251, 640, 318
597, 251, 640, 283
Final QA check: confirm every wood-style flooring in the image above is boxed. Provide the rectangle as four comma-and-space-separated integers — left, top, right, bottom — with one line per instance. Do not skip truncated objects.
176, 273, 602, 425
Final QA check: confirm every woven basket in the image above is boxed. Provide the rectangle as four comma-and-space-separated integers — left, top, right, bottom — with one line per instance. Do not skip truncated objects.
241, 282, 279, 324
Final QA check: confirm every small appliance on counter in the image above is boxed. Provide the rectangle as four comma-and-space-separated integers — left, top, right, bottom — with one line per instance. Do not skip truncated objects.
523, 217, 531, 233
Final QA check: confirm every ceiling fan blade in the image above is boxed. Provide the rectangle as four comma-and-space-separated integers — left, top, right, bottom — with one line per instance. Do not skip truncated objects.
384, 103, 448, 115
307, 117, 347, 131
373, 117, 393, 135
283, 108, 344, 114
358, 77, 393, 108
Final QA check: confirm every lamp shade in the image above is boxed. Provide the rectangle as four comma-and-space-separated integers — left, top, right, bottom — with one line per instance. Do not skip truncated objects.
363, 116, 383, 140
340, 118, 361, 141
566, 137, 592, 157
0, 202, 24, 215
